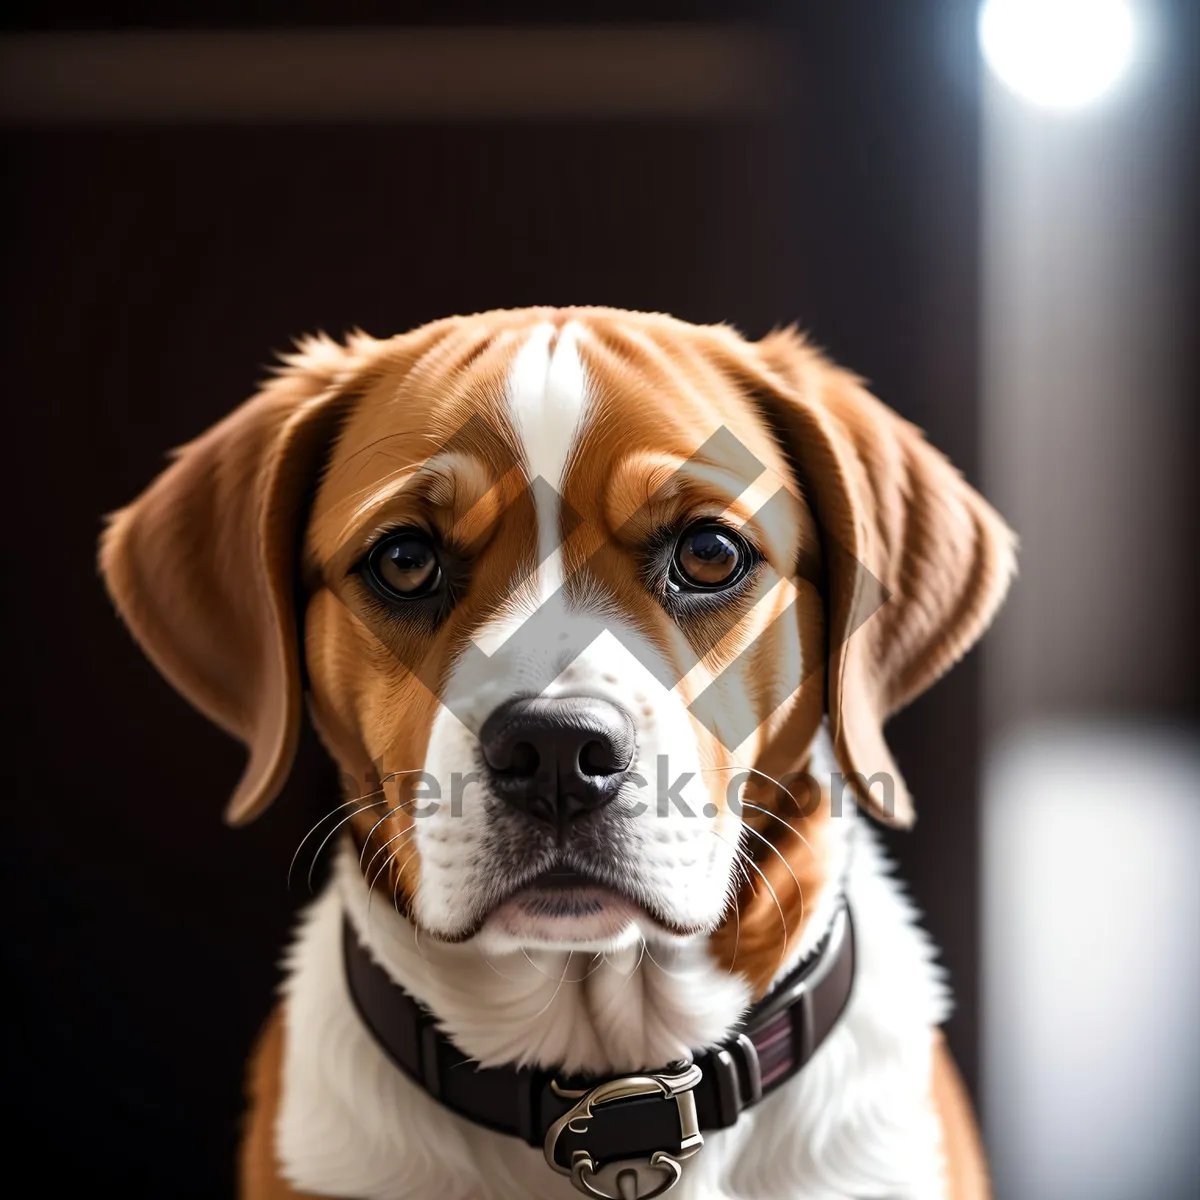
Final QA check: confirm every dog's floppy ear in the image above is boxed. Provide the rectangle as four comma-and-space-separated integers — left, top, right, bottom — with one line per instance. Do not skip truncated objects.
741, 329, 1016, 827
99, 337, 359, 825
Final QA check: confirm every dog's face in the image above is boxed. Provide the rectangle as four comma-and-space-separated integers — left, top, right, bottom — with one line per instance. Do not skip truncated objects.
302, 314, 819, 956
101, 308, 1014, 993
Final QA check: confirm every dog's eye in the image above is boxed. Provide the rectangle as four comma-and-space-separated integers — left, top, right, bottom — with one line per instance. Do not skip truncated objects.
363, 530, 442, 600
671, 522, 750, 591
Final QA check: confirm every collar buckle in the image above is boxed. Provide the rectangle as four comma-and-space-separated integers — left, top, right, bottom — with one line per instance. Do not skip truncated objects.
543, 1062, 704, 1199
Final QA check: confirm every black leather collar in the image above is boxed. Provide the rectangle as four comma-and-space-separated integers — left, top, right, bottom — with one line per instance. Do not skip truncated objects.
342, 905, 855, 1199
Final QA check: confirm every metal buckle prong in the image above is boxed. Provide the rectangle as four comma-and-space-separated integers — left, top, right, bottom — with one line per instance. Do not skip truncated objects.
544, 1063, 704, 1199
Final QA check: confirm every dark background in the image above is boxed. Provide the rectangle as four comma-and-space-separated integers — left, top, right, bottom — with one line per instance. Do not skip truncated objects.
3, 3, 1194, 1196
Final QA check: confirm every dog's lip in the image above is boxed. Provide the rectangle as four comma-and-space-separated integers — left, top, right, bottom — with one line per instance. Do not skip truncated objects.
526, 866, 606, 891
481, 863, 642, 921
434, 861, 712, 944
482, 865, 642, 941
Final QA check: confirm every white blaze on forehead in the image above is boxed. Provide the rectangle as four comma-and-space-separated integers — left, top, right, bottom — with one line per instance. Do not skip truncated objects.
505, 321, 590, 599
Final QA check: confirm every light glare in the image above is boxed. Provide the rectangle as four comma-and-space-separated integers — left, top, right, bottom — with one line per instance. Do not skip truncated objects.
979, 0, 1136, 109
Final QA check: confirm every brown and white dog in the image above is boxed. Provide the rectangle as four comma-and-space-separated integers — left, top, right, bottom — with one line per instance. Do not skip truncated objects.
100, 308, 1013, 1200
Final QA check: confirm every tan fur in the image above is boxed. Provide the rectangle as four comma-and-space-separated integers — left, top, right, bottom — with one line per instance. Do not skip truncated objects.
932, 1032, 992, 1200
241, 1005, 325, 1200
100, 308, 1013, 1197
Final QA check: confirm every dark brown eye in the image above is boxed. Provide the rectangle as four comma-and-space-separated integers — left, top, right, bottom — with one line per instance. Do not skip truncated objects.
365, 530, 441, 600
672, 523, 748, 590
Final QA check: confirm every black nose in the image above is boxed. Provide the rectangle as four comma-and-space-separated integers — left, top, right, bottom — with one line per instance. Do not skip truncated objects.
479, 696, 636, 828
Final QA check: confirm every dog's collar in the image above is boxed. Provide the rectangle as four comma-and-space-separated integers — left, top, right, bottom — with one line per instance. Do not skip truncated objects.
342, 904, 855, 1199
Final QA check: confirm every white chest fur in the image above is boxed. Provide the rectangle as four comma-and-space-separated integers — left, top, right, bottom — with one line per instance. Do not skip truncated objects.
274, 826, 951, 1200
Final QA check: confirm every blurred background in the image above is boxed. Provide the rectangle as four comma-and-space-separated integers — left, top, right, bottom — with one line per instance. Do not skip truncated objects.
2, 2, 1196, 1196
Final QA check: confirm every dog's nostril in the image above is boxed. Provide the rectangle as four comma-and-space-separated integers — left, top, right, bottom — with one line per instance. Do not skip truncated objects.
508, 741, 539, 778
579, 739, 620, 777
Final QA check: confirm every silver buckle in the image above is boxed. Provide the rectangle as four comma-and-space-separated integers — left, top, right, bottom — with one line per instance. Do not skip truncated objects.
543, 1063, 704, 1199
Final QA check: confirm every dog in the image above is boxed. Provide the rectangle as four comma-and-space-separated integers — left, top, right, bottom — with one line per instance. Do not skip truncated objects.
100, 307, 1013, 1200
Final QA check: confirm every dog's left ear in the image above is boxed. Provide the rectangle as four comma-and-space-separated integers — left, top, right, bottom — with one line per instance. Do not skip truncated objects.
99, 337, 360, 825
731, 328, 1016, 827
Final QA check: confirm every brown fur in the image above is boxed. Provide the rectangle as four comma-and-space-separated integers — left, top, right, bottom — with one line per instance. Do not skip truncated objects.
932, 1032, 992, 1200
240, 1006, 323, 1200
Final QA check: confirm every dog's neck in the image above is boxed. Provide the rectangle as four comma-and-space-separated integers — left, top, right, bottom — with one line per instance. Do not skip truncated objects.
334, 814, 853, 1078
279, 818, 954, 1200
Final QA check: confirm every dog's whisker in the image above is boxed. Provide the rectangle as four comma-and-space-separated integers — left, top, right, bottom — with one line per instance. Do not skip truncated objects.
724, 864, 745, 975
363, 817, 418, 891
476, 949, 529, 982
391, 861, 408, 925
480, 946, 604, 986
709, 827, 790, 977
574, 952, 608, 983
366, 829, 417, 920
413, 915, 429, 965
358, 795, 421, 871
520, 946, 566, 984
327, 767, 421, 819
287, 785, 399, 891
295, 768, 424, 895
703, 765, 818, 857
738, 799, 816, 858
637, 939, 694, 982
519, 945, 601, 987
354, 767, 425, 801
305, 798, 391, 894
737, 820, 806, 927
354, 767, 428, 872
287, 796, 366, 892
389, 840, 423, 920
528, 951, 574, 1023
605, 936, 647, 999
734, 848, 789, 977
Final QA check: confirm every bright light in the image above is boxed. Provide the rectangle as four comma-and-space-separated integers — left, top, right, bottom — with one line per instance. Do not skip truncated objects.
979, 0, 1136, 109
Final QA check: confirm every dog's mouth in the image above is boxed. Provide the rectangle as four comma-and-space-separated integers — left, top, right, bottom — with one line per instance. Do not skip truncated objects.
515, 867, 620, 915
430, 858, 711, 947
482, 865, 651, 946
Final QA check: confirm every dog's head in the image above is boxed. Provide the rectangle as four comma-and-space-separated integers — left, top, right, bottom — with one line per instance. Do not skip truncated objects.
100, 308, 1013, 992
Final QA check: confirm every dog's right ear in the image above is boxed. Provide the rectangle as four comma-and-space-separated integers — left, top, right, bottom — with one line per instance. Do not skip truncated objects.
99, 336, 362, 826
745, 329, 1016, 827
